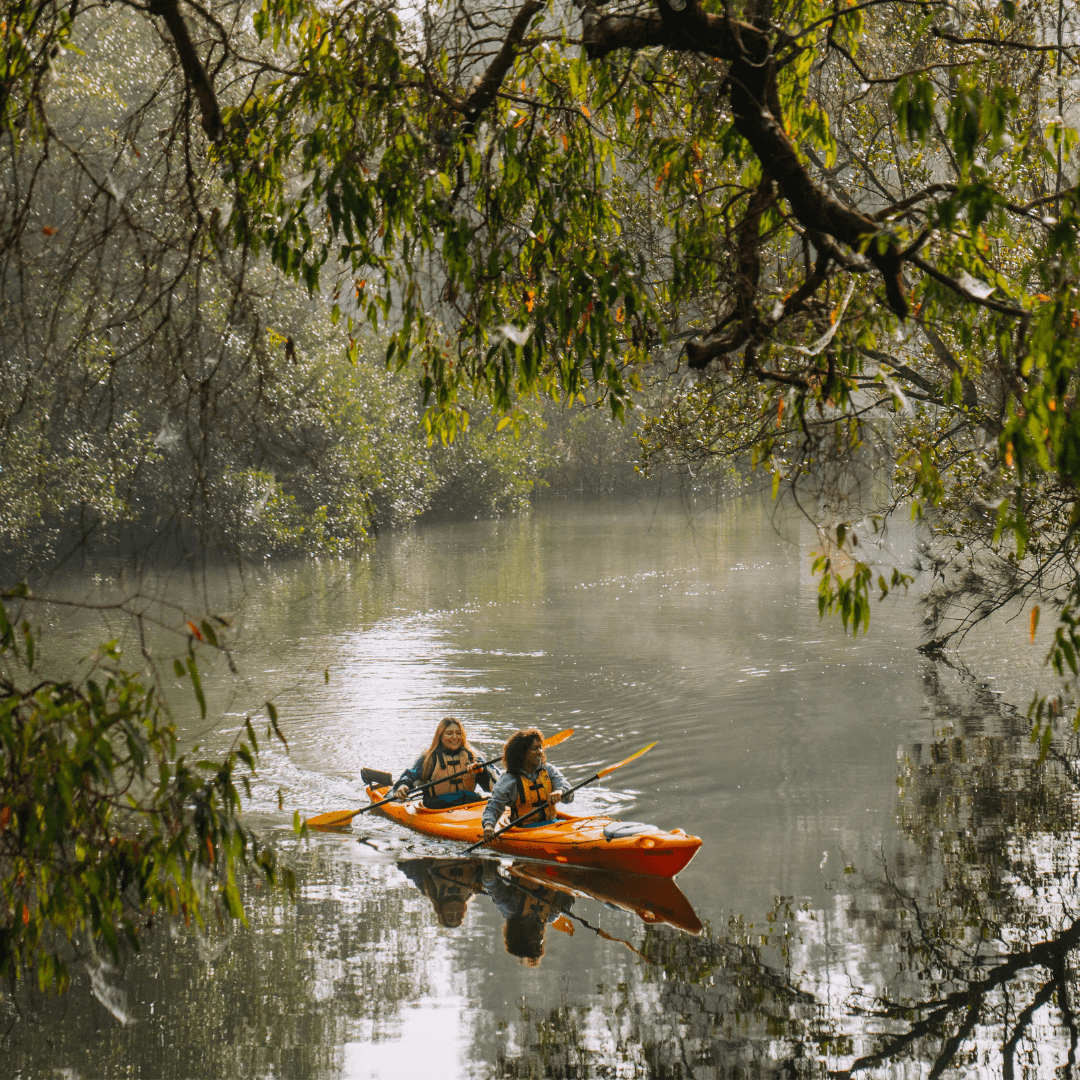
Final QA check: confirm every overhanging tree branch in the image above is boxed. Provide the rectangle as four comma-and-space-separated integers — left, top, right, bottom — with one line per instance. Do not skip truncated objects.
150, 0, 224, 142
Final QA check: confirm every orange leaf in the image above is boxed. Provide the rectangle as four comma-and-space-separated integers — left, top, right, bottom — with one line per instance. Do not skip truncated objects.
1049, 399, 1057, 411
0, 806, 8, 829
552, 915, 575, 935
524, 288, 536, 313
777, 398, 784, 427
22, 904, 29, 926
615, 306, 624, 323
186, 621, 203, 641
561, 133, 569, 151
581, 104, 590, 118
1030, 605, 1040, 643
514, 113, 527, 128
41, 226, 56, 236
1034, 293, 1051, 301
1005, 441, 1014, 468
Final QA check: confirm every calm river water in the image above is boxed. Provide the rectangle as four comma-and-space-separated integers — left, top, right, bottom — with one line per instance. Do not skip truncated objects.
5, 494, 1080, 1078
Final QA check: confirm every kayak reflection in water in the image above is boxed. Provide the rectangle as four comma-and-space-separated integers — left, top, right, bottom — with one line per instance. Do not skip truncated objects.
391, 717, 499, 809
397, 856, 573, 965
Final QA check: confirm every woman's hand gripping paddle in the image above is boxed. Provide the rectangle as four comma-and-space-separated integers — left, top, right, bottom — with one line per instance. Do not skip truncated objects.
305, 728, 576, 828
463, 742, 657, 854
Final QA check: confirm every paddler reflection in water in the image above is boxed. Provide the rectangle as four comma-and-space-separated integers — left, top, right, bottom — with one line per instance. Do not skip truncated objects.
398, 857, 574, 966
391, 717, 498, 809
481, 727, 574, 842
397, 858, 490, 928
486, 866, 574, 967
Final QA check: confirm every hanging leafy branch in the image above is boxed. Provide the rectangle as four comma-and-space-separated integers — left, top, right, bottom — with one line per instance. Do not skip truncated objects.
0, 594, 296, 991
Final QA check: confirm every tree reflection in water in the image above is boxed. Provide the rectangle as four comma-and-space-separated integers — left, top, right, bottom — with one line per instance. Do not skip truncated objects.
495, 660, 1080, 1078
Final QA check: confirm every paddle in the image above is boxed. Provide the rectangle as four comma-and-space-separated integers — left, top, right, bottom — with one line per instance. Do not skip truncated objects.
305, 727, 576, 828
463, 742, 657, 854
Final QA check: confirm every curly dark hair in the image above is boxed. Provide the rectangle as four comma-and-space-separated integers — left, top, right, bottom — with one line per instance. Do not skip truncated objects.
502, 727, 543, 776
503, 914, 545, 963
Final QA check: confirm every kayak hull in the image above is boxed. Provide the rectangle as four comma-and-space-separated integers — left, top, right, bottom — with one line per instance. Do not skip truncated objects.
365, 785, 702, 877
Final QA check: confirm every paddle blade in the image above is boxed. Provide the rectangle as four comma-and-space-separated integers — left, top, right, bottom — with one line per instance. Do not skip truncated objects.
361, 767, 394, 787
597, 742, 657, 778
542, 727, 574, 749
305, 809, 359, 828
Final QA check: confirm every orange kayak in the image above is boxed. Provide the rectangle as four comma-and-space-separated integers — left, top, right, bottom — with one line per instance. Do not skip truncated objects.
365, 785, 702, 877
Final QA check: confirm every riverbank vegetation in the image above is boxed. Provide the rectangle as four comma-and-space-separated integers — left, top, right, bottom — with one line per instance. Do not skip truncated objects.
3, 0, 1080, 989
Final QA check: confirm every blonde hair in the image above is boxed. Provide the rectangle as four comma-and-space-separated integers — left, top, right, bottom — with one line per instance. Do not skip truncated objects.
421, 717, 478, 781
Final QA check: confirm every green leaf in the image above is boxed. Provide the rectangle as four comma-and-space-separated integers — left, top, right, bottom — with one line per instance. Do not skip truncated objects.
224, 882, 245, 921
267, 701, 288, 751
187, 657, 207, 719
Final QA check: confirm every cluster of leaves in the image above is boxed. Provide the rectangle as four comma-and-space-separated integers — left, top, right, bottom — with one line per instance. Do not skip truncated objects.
0, 593, 296, 990
425, 413, 555, 518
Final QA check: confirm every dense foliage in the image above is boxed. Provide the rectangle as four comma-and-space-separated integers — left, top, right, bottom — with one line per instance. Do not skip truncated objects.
0, 4, 626, 577
0, 595, 293, 990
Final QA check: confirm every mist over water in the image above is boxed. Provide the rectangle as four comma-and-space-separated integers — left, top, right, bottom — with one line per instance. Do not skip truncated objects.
6, 494, 1078, 1078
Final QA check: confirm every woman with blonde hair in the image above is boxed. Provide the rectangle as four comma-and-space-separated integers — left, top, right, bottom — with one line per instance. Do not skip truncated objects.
391, 717, 498, 809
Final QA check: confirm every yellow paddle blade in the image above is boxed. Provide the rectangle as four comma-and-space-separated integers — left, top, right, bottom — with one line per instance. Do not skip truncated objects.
543, 727, 574, 748
552, 915, 576, 936
597, 742, 656, 779
305, 809, 361, 828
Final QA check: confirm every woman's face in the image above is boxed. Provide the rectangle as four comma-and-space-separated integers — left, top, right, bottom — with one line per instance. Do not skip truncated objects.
522, 738, 544, 773
441, 723, 464, 751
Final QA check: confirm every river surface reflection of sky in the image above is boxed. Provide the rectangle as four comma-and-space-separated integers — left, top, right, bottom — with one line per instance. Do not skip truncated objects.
6, 494, 1080, 1078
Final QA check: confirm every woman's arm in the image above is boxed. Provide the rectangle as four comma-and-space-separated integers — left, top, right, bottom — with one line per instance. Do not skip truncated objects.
392, 755, 426, 798
544, 763, 575, 804
482, 773, 515, 833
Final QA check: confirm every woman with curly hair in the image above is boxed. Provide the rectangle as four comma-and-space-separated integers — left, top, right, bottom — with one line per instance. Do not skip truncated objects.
480, 727, 574, 841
